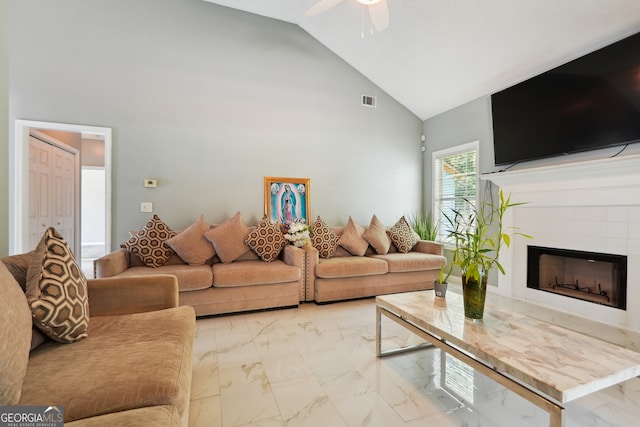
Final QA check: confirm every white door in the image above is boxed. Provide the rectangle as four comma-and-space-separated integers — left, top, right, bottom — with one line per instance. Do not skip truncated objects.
53, 145, 75, 243
28, 135, 76, 251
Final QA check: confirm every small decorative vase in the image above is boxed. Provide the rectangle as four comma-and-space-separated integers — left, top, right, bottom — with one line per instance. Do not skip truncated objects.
434, 282, 448, 298
461, 272, 488, 321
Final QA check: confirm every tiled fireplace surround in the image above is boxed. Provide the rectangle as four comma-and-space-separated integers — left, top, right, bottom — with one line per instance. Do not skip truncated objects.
483, 154, 640, 331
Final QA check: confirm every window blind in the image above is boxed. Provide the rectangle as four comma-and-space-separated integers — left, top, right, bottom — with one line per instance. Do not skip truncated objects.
433, 148, 477, 242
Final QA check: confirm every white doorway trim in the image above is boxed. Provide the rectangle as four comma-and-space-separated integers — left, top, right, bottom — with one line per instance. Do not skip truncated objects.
11, 120, 112, 256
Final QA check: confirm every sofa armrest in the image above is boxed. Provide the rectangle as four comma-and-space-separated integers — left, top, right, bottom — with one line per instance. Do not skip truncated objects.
87, 274, 179, 316
93, 248, 130, 279
413, 240, 444, 256
282, 244, 304, 267
301, 245, 319, 302
282, 245, 306, 301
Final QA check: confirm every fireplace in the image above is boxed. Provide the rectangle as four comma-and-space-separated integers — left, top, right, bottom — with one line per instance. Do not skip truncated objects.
527, 246, 627, 310
482, 154, 640, 328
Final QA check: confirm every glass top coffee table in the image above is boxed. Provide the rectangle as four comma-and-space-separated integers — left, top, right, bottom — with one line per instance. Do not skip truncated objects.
376, 290, 640, 427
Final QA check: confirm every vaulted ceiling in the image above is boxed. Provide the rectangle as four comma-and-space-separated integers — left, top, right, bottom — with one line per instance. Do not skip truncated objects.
203, 0, 640, 121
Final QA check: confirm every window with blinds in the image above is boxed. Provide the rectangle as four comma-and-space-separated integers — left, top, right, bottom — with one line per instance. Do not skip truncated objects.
432, 142, 478, 242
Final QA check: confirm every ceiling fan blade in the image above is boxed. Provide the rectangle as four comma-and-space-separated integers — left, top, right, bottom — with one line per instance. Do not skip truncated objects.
305, 0, 345, 17
368, 0, 389, 31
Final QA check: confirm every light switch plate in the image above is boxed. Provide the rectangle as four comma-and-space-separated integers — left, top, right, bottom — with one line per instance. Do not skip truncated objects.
141, 202, 153, 213
144, 179, 158, 188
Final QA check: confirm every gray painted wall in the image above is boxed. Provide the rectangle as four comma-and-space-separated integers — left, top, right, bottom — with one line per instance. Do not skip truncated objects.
7, 0, 422, 250
0, 0, 7, 257
422, 95, 495, 210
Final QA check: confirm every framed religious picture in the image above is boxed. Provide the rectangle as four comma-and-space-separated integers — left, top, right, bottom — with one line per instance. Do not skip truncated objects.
264, 177, 310, 225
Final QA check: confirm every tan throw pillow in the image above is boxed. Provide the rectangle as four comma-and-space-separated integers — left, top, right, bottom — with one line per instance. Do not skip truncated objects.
387, 216, 419, 253
1, 251, 34, 291
311, 216, 339, 259
337, 216, 369, 256
25, 228, 89, 343
121, 215, 177, 268
245, 217, 287, 262
204, 212, 250, 263
165, 215, 215, 265
363, 214, 392, 255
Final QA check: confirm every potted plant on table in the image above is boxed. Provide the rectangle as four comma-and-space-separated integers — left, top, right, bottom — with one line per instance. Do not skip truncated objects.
434, 263, 453, 298
444, 190, 530, 320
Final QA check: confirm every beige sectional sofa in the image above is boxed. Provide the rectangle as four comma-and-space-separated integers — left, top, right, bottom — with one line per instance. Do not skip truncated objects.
95, 213, 304, 317
94, 213, 446, 315
301, 216, 446, 302
95, 245, 303, 317
1, 249, 194, 427
305, 239, 445, 303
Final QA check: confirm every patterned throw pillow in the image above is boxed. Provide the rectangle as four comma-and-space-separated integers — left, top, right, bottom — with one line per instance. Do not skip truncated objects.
337, 216, 369, 256
387, 216, 419, 253
204, 211, 251, 263
362, 214, 392, 255
245, 217, 287, 262
25, 228, 89, 343
121, 215, 177, 268
165, 215, 215, 265
311, 216, 339, 258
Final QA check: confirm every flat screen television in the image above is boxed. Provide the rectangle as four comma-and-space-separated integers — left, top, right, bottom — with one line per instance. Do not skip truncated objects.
491, 31, 640, 166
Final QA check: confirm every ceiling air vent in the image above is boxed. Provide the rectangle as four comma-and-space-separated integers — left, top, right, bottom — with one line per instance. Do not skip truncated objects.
361, 94, 377, 108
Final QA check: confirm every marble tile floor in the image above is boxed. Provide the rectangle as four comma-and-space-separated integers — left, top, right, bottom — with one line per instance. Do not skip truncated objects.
188, 287, 640, 427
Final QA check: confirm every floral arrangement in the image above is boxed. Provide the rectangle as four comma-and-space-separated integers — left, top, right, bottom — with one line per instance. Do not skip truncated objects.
283, 222, 312, 247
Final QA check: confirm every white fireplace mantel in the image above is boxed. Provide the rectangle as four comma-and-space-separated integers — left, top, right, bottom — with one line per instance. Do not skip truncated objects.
480, 154, 640, 330
481, 154, 640, 208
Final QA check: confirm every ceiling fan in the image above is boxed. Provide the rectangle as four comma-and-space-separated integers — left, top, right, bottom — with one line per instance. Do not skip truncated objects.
305, 0, 390, 32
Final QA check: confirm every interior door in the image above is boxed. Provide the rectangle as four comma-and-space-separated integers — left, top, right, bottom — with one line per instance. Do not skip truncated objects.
53, 144, 75, 243
29, 136, 50, 248
28, 135, 76, 252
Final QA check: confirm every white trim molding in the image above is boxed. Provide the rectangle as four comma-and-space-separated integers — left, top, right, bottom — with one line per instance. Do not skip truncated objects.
11, 120, 112, 256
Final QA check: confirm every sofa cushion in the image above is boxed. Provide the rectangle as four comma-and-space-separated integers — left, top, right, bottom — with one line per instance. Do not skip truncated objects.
121, 215, 177, 268
370, 252, 446, 273
26, 228, 90, 343
362, 214, 392, 255
204, 212, 250, 263
0, 262, 33, 405
387, 216, 419, 253
165, 215, 215, 266
311, 216, 339, 258
212, 260, 300, 287
315, 256, 388, 279
19, 306, 195, 423
117, 264, 213, 292
337, 216, 369, 256
245, 217, 287, 262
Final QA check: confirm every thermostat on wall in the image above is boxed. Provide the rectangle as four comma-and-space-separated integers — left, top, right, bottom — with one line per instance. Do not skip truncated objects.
144, 179, 157, 188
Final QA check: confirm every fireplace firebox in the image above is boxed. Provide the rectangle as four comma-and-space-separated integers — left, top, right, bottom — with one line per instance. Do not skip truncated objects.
527, 246, 627, 310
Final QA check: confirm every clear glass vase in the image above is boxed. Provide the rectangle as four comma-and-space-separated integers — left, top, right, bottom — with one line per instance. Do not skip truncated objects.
461, 272, 488, 321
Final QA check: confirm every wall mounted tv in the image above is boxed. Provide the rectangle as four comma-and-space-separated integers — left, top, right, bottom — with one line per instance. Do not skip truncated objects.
491, 31, 640, 166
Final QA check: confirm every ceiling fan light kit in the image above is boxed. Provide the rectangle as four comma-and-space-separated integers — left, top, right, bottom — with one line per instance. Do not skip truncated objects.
306, 0, 390, 33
